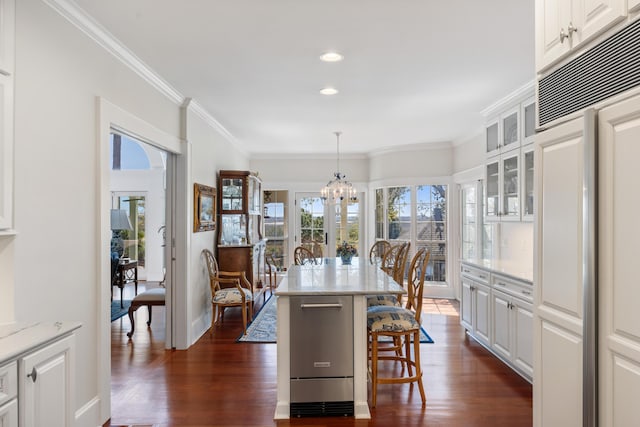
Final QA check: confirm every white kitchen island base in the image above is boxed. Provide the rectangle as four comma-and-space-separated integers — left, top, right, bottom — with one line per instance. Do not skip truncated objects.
273, 259, 405, 420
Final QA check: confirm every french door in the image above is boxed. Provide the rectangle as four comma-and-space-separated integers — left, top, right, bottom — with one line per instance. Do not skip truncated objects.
295, 193, 362, 261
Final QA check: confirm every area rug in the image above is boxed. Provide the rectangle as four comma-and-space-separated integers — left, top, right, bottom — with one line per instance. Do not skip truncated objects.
237, 296, 434, 344
111, 300, 132, 322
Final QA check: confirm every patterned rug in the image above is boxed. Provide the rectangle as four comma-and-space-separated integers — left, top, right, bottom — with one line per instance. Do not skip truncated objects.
237, 296, 434, 344
111, 300, 132, 322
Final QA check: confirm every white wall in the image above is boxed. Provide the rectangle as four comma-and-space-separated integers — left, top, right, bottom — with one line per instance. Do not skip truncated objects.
6, 1, 248, 426
369, 143, 453, 180
453, 132, 485, 175
186, 108, 249, 341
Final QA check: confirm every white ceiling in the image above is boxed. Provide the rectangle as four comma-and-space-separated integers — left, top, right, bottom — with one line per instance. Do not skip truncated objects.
73, 0, 535, 155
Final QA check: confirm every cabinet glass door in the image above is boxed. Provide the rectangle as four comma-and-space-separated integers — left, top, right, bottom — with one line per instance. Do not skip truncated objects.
502, 153, 519, 218
486, 121, 499, 154
502, 110, 519, 151
523, 148, 534, 219
221, 177, 244, 212
485, 161, 499, 218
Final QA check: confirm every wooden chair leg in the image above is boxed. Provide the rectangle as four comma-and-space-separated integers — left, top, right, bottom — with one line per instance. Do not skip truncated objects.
146, 304, 152, 327
413, 330, 426, 405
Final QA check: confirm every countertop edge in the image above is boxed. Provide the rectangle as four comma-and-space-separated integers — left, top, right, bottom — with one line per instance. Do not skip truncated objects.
460, 259, 533, 284
0, 321, 82, 365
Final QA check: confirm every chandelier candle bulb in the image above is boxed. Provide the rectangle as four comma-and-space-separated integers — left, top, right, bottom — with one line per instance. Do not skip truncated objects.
321, 132, 357, 205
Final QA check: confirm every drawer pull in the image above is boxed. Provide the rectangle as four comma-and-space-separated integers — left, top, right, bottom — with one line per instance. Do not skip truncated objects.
27, 367, 37, 383
522, 290, 531, 295
496, 282, 507, 286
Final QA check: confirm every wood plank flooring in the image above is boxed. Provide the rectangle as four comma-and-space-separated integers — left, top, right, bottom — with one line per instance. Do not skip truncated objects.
108, 285, 532, 427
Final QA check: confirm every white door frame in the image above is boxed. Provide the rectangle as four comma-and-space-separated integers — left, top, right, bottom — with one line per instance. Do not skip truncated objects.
97, 97, 184, 423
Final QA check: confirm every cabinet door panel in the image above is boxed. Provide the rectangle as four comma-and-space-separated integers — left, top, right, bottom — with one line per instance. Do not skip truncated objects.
514, 301, 534, 377
460, 279, 473, 331
474, 284, 491, 345
536, 0, 572, 70
21, 336, 73, 427
492, 292, 512, 360
575, 0, 626, 46
0, 398, 17, 427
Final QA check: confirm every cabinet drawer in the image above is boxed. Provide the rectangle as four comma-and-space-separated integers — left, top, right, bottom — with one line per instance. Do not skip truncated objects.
460, 264, 489, 284
0, 361, 17, 406
492, 274, 533, 303
0, 397, 17, 427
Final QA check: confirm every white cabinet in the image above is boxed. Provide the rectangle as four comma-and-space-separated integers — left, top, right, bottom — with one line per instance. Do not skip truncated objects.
0, 361, 17, 427
485, 151, 520, 221
536, 0, 626, 71
460, 262, 533, 381
490, 274, 534, 380
460, 265, 491, 347
484, 92, 535, 222
20, 335, 75, 427
0, 322, 79, 427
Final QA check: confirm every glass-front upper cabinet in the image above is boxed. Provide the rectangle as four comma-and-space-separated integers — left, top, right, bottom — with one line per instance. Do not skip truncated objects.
218, 170, 263, 246
486, 120, 499, 156
502, 107, 520, 152
485, 152, 520, 221
522, 98, 536, 145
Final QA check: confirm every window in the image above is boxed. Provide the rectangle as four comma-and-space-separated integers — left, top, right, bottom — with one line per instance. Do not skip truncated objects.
264, 190, 288, 269
461, 184, 478, 259
335, 198, 360, 255
375, 184, 448, 283
416, 185, 447, 282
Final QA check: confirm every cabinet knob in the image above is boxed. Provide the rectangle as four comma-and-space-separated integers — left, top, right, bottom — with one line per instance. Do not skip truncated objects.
559, 28, 568, 43
27, 367, 37, 383
567, 22, 578, 37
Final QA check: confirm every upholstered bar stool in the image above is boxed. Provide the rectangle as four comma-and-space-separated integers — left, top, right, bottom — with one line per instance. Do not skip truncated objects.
367, 248, 430, 407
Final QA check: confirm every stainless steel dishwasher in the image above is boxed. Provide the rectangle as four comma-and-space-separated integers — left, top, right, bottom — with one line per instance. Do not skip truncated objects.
290, 295, 354, 417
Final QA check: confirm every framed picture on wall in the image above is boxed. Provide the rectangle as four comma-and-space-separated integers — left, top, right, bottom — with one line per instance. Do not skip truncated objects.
194, 183, 216, 232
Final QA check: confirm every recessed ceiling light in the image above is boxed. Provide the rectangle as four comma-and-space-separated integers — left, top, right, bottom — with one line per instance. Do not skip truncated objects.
320, 87, 339, 95
320, 52, 344, 62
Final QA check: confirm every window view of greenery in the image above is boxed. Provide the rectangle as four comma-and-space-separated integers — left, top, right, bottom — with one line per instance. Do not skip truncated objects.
299, 197, 325, 258
375, 189, 384, 239
387, 186, 411, 240
335, 199, 359, 256
375, 185, 448, 283
118, 196, 146, 266
416, 185, 447, 282
264, 190, 288, 269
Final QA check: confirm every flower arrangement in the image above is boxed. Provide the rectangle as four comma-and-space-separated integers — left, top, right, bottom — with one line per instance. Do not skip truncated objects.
336, 241, 358, 258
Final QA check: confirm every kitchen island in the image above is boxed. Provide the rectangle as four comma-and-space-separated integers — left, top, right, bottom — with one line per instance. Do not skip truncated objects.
274, 258, 405, 419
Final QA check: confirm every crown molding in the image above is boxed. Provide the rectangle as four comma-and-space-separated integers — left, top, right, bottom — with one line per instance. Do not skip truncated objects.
44, 0, 239, 147
480, 79, 535, 118
368, 140, 452, 158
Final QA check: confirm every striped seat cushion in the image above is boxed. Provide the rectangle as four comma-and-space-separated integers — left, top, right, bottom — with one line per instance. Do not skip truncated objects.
213, 287, 253, 304
367, 294, 401, 307
367, 305, 419, 333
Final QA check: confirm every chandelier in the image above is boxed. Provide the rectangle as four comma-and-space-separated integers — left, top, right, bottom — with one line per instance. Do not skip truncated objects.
320, 131, 357, 205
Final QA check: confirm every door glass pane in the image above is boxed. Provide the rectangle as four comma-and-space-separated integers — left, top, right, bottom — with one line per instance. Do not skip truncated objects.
486, 122, 498, 152
264, 190, 288, 269
525, 103, 535, 138
387, 186, 411, 241
375, 189, 384, 239
298, 196, 325, 258
335, 198, 360, 257
116, 195, 145, 266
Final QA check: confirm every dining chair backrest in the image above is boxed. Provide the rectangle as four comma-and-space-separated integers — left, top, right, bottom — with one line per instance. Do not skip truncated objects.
392, 242, 411, 287
369, 240, 391, 265
294, 246, 317, 265
405, 248, 430, 323
380, 243, 402, 275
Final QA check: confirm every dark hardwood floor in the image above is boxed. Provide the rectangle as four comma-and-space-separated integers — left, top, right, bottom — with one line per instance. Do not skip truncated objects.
109, 284, 532, 427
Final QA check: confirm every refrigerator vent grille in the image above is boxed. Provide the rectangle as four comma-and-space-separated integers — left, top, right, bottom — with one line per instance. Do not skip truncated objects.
539, 18, 640, 126
290, 401, 354, 417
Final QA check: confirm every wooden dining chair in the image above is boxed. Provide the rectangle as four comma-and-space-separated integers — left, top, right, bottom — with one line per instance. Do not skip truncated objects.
368, 242, 410, 308
202, 249, 254, 335
367, 248, 430, 407
369, 240, 391, 265
294, 246, 318, 265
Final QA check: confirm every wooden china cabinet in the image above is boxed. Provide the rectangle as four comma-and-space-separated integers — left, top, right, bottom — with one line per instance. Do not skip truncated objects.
217, 170, 266, 290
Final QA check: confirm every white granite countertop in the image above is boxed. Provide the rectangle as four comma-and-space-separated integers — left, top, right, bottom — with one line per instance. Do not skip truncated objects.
277, 258, 406, 296
0, 321, 82, 365
461, 258, 533, 283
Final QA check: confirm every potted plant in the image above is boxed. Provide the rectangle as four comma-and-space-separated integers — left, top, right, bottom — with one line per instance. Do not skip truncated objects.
337, 241, 357, 265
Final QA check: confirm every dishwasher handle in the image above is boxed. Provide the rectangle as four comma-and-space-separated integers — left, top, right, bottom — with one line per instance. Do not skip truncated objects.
300, 303, 343, 309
